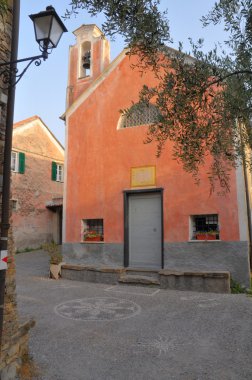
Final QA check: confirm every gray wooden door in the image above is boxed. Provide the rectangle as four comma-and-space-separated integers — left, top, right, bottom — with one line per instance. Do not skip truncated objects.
128, 192, 162, 268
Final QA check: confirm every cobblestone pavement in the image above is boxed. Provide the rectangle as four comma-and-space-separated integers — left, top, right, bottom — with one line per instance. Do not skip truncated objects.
15, 250, 252, 380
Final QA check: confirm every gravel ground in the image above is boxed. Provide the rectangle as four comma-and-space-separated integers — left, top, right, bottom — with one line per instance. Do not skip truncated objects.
15, 250, 252, 380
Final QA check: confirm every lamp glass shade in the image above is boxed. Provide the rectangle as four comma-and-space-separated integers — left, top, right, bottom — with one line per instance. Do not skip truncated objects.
49, 16, 65, 47
33, 15, 53, 43
30, 7, 67, 50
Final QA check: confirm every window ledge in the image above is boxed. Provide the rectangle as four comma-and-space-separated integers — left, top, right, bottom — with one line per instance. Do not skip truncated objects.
78, 75, 91, 82
188, 240, 221, 243
80, 241, 104, 244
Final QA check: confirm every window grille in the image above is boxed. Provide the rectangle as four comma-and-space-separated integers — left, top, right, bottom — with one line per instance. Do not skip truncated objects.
191, 214, 219, 240
82, 219, 104, 241
120, 103, 160, 128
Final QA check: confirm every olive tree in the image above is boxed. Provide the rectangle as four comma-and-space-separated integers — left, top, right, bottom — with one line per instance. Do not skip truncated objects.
66, 0, 252, 192
0, 0, 7, 16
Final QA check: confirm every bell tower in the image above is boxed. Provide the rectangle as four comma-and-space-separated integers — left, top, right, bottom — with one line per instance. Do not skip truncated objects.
66, 24, 110, 108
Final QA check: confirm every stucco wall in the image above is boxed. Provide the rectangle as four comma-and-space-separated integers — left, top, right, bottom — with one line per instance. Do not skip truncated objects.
65, 53, 241, 245
63, 240, 250, 287
163, 241, 250, 287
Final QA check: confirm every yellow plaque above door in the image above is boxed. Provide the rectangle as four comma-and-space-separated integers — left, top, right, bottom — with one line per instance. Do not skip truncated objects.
131, 166, 156, 187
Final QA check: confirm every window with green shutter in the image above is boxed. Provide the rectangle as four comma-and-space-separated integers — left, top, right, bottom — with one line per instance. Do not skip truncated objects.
52, 161, 57, 181
52, 162, 64, 182
18, 152, 25, 174
11, 151, 18, 172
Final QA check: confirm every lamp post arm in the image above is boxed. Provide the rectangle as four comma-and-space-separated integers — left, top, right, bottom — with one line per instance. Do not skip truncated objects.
0, 51, 48, 67
0, 51, 48, 88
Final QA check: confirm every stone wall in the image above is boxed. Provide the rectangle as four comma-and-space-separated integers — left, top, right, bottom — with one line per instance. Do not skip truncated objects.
0, 0, 11, 135
12, 118, 64, 250
0, 2, 34, 379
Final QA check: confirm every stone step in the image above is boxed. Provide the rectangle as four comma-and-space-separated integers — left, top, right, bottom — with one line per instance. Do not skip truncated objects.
62, 265, 230, 293
159, 270, 230, 293
125, 268, 160, 279
119, 274, 160, 286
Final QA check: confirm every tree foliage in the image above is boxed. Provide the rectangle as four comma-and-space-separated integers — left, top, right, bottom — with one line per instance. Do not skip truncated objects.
138, 0, 252, 192
0, 0, 7, 17
66, 0, 252, 193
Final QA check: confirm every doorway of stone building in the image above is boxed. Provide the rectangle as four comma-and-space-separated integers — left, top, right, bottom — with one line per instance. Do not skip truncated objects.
46, 199, 63, 245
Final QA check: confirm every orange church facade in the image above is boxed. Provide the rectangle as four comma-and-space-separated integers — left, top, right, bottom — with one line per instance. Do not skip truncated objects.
62, 25, 251, 287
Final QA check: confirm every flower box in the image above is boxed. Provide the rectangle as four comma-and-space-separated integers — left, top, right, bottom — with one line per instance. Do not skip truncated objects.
83, 230, 103, 242
196, 233, 217, 240
84, 236, 103, 242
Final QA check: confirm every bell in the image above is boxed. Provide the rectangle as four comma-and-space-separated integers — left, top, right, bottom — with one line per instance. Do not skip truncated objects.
82, 51, 91, 70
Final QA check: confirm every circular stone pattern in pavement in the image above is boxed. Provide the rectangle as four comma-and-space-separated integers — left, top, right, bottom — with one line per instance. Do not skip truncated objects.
54, 297, 141, 321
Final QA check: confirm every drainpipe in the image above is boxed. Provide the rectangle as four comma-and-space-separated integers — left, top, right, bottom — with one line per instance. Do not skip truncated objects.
239, 121, 252, 272
0, 0, 20, 356
242, 159, 252, 271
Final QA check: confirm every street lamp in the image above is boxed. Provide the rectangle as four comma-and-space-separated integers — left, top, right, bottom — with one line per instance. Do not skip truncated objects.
30, 5, 68, 59
0, 3, 67, 362
0, 5, 67, 87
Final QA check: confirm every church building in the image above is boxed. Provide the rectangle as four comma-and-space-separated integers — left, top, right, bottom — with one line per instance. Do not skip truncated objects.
62, 24, 251, 288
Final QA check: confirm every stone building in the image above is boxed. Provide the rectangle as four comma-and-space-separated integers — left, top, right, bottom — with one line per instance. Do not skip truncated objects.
0, 2, 34, 379
11, 116, 64, 251
62, 24, 251, 288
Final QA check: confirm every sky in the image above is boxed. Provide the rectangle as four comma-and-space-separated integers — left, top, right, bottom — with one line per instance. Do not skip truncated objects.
14, 1, 226, 146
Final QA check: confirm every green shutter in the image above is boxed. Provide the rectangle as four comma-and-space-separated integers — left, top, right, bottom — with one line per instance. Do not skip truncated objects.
52, 161, 57, 181
18, 152, 25, 174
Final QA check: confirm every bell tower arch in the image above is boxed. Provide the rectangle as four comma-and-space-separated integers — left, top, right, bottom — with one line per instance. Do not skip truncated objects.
79, 40, 91, 78
67, 24, 110, 107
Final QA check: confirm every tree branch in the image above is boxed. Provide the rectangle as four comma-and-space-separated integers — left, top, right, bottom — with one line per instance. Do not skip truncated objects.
208, 69, 252, 87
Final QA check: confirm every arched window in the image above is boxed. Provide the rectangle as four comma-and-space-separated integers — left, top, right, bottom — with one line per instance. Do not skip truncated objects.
118, 103, 160, 129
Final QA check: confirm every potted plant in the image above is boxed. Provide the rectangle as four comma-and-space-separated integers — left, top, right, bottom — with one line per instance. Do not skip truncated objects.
207, 230, 220, 240
83, 230, 103, 242
195, 230, 219, 240
43, 242, 63, 279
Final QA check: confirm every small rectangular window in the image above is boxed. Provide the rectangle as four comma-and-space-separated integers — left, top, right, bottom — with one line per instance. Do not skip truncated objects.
11, 151, 25, 173
82, 219, 104, 242
11, 151, 19, 172
56, 164, 64, 182
191, 214, 219, 240
11, 199, 17, 211
52, 162, 64, 182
